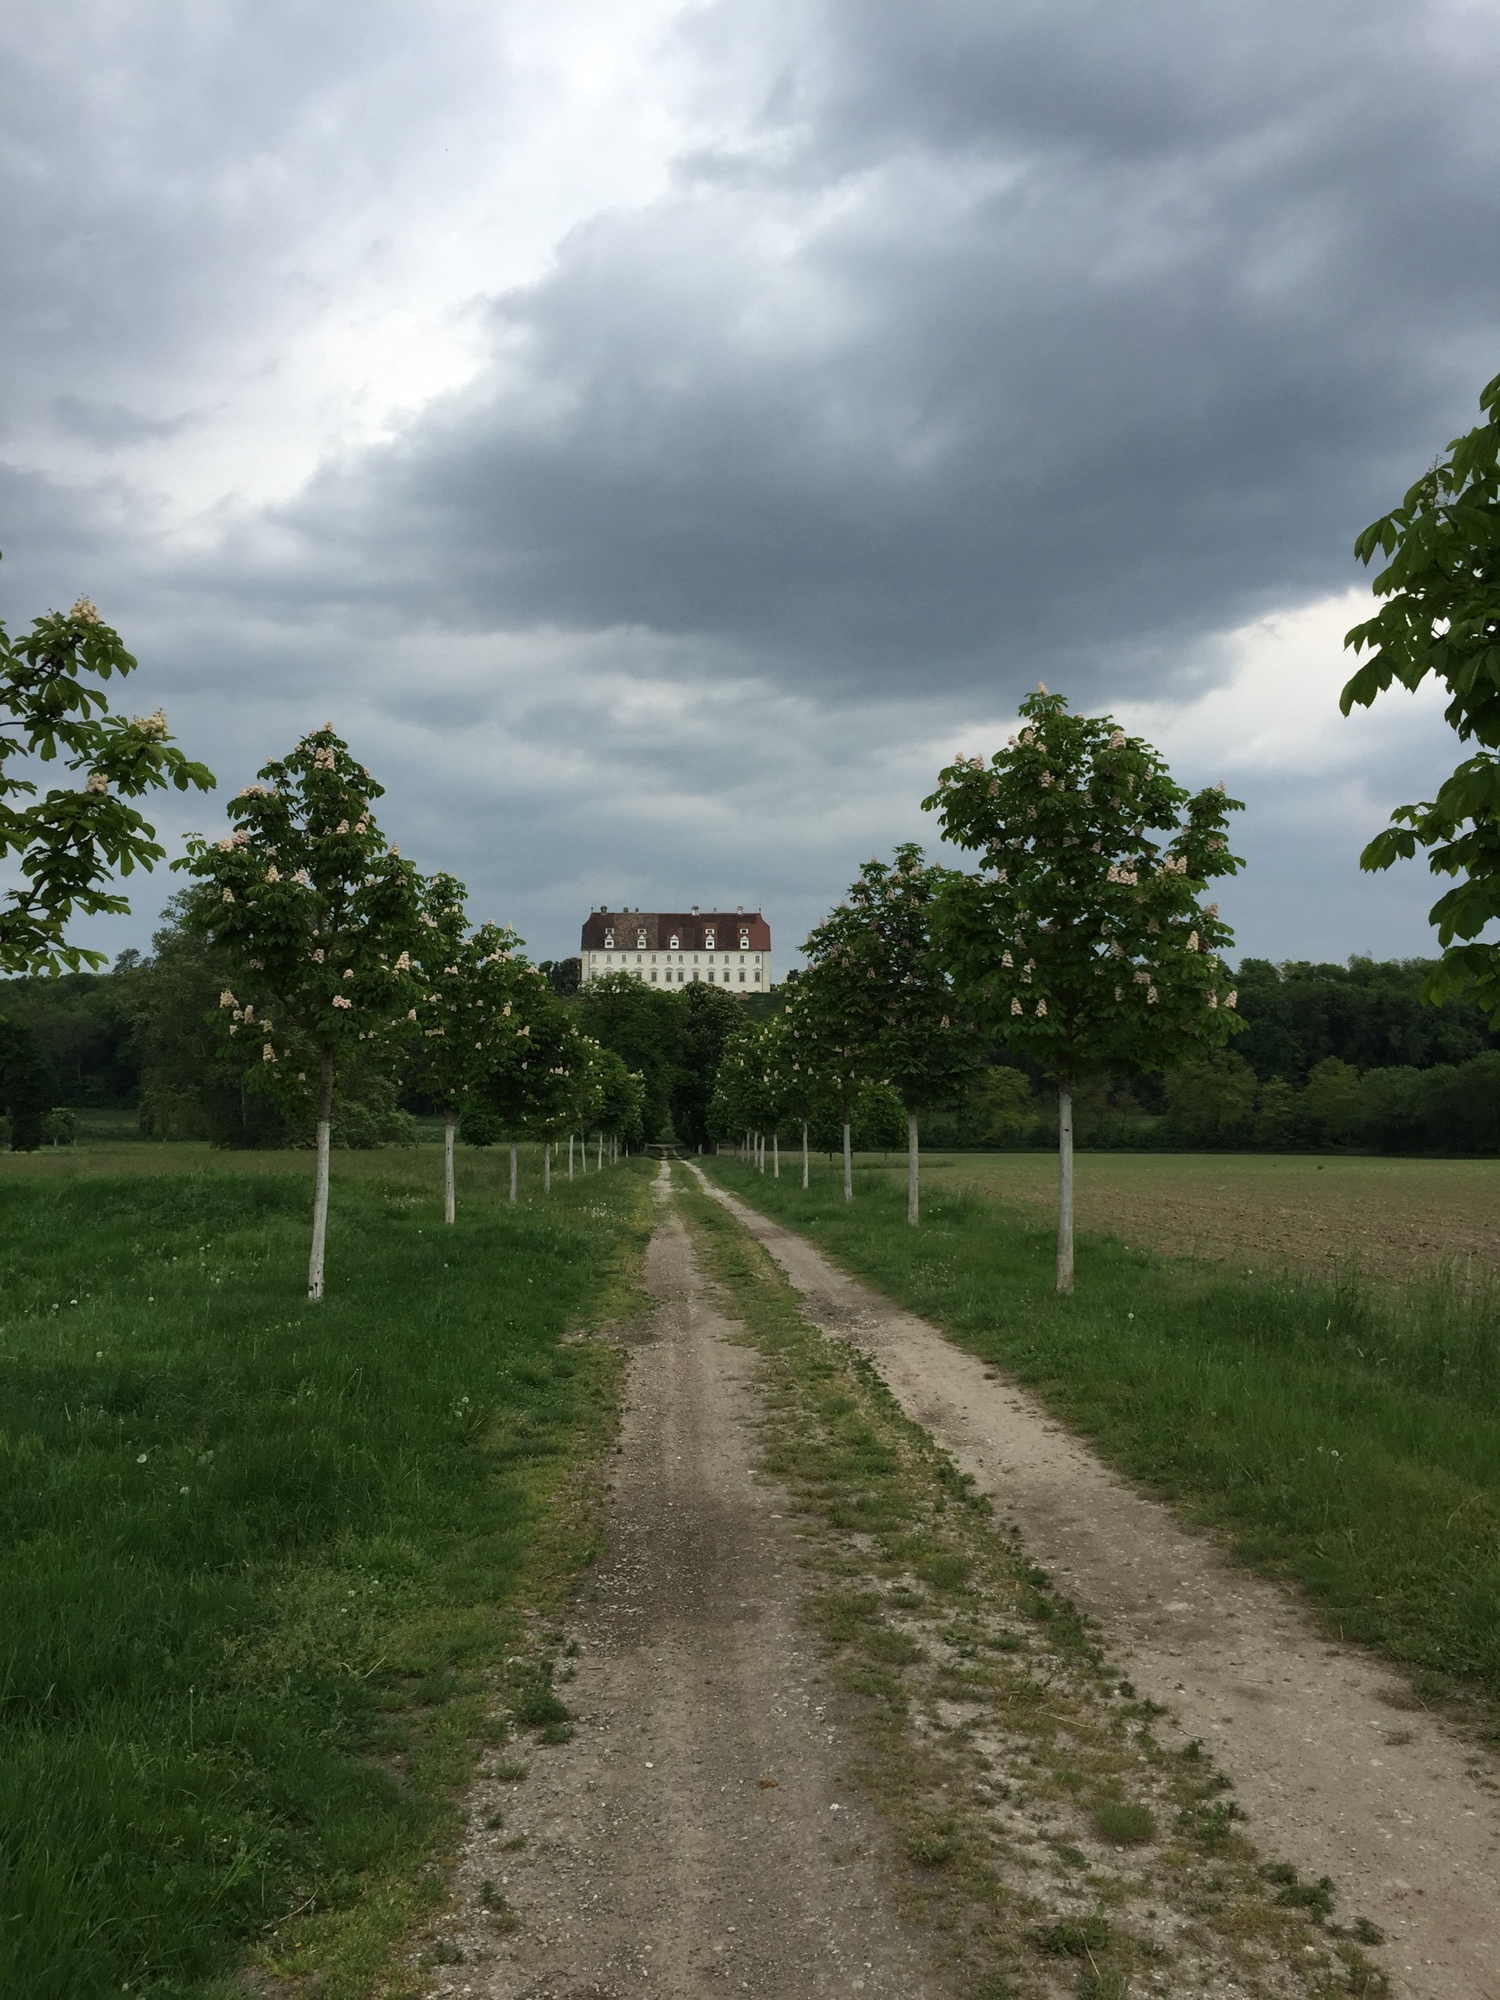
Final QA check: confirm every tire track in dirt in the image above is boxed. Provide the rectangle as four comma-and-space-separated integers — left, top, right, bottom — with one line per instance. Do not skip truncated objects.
420, 1163, 955, 1999
691, 1166, 1500, 2000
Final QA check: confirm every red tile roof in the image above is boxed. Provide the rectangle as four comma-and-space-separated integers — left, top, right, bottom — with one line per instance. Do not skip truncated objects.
581, 909, 771, 951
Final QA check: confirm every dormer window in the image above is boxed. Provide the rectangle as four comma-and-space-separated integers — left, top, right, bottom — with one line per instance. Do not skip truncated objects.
668, 933, 680, 949
739, 932, 750, 950
704, 929, 715, 949
603, 930, 615, 948
636, 929, 647, 948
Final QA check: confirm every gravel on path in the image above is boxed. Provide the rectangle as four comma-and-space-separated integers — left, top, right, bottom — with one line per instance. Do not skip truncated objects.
692, 1165, 1500, 2000
421, 1164, 955, 1999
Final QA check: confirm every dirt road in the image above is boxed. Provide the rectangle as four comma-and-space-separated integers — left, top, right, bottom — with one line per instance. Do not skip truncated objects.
421, 1167, 953, 1998
694, 1166, 1500, 2000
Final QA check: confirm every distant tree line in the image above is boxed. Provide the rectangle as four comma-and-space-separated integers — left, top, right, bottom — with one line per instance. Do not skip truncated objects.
6, 944, 1500, 1157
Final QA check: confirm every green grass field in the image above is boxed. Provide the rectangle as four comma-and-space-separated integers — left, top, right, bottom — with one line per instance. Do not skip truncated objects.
0, 1142, 652, 2000
707, 1155, 1500, 1740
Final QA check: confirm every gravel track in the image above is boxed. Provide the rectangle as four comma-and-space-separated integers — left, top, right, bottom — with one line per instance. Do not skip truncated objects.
692, 1165, 1500, 2000
422, 1164, 954, 1998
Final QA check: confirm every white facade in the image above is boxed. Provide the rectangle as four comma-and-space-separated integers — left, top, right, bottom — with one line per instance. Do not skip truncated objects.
581, 945, 770, 991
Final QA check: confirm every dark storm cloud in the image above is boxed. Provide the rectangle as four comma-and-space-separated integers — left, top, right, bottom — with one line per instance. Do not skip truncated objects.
239, 0, 1500, 703
0, 0, 516, 437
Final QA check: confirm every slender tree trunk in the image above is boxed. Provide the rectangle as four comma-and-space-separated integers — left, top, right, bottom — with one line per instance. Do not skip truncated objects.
443, 1112, 456, 1225
509, 1142, 518, 1205
744, 1127, 751, 1158
543, 1141, 552, 1193
308, 1050, 335, 1301
842, 1119, 853, 1202
907, 1108, 920, 1226
568, 1133, 575, 1179
597, 1133, 604, 1170
801, 1119, 809, 1189
772, 1129, 780, 1178
1057, 1083, 1075, 1294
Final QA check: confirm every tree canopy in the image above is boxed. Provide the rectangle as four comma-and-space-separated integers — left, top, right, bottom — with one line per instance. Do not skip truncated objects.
1, 592, 215, 974
1342, 370, 1500, 1018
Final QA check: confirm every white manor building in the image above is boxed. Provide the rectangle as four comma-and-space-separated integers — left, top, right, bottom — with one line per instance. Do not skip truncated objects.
580, 906, 772, 992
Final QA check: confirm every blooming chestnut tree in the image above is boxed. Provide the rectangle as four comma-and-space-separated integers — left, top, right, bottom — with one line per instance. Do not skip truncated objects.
177, 725, 423, 1300
409, 870, 533, 1224
1, 594, 215, 974
804, 843, 982, 1224
924, 688, 1243, 1291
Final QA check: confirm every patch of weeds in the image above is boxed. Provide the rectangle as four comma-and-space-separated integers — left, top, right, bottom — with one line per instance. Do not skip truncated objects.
1260, 1861, 1337, 1919
1090, 1800, 1156, 1847
538, 1720, 574, 1744
1175, 1798, 1245, 1853
482, 1811, 505, 1830
1035, 1912, 1114, 1958
427, 1938, 465, 1966
492, 1759, 527, 1781
915, 1550, 972, 1591
904, 1818, 960, 1867
1077, 1969, 1131, 1999
479, 1879, 521, 1935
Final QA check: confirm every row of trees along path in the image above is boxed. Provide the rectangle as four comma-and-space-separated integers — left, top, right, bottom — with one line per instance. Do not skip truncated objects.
179, 726, 643, 1299
715, 687, 1242, 1292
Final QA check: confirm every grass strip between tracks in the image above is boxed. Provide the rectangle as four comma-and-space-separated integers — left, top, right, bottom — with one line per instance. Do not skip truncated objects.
675, 1170, 1387, 2000
702, 1156, 1500, 1741
0, 1153, 653, 2000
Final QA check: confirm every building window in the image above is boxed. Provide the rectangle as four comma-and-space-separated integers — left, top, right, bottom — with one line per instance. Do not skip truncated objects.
636, 929, 647, 947
668, 934, 679, 949
604, 931, 614, 948
739, 934, 749, 949
704, 930, 715, 948
650, 969, 657, 981
738, 969, 746, 982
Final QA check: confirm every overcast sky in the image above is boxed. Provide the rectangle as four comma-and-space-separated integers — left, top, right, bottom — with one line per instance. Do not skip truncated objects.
4, 0, 1498, 975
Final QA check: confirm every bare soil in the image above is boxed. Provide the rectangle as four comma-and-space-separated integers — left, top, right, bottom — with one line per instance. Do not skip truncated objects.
418, 1167, 955, 1998
695, 1168, 1500, 2000
870, 1152, 1500, 1282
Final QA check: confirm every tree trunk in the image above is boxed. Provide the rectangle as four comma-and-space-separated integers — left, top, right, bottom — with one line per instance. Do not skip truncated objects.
744, 1128, 751, 1159
509, 1142, 518, 1205
772, 1129, 780, 1178
907, 1108, 919, 1226
308, 1050, 335, 1301
597, 1133, 604, 1170
801, 1120, 809, 1190
842, 1119, 853, 1202
544, 1141, 552, 1193
443, 1112, 456, 1225
1057, 1083, 1075, 1294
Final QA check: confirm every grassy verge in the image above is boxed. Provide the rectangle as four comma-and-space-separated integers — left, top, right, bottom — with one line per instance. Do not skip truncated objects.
702, 1159, 1500, 1740
0, 1152, 653, 2000
675, 1173, 1385, 1999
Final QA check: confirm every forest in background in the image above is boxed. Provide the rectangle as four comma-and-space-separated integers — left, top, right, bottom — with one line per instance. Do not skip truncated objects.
3, 908, 1500, 1156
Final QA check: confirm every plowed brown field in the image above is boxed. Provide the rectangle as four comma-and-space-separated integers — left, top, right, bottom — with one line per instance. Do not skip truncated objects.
859, 1151, 1500, 1282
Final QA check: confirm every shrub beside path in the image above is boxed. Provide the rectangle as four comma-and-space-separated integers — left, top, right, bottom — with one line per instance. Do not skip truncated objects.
691, 1164, 1500, 2000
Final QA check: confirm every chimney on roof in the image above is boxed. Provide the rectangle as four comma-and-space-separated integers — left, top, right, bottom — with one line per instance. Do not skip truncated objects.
691, 903, 699, 914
